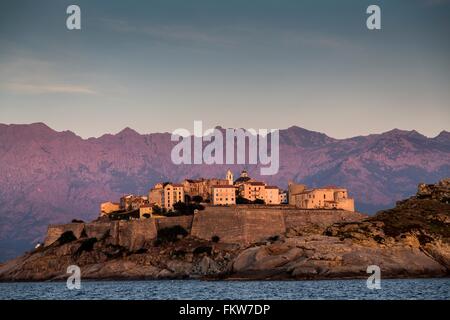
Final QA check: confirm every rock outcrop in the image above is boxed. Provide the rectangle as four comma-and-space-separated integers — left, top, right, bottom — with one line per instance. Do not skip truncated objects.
0, 180, 449, 281
2, 123, 450, 262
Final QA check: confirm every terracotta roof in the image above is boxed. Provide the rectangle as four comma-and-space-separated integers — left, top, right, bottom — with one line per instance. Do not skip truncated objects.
248, 181, 265, 186
234, 176, 251, 183
323, 185, 345, 190
212, 185, 236, 189
171, 184, 184, 187
184, 179, 204, 183
298, 187, 347, 194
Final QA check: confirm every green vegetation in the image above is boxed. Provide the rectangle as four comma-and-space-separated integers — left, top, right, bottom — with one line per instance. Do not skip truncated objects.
236, 196, 265, 205
372, 199, 450, 242
57, 231, 77, 245
193, 246, 212, 255
109, 210, 140, 220
164, 201, 205, 216
156, 225, 189, 243
192, 195, 203, 203
75, 237, 98, 255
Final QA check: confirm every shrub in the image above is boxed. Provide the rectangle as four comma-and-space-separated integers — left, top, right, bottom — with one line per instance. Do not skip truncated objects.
193, 246, 212, 255
254, 199, 265, 205
211, 235, 220, 243
134, 248, 148, 254
236, 196, 252, 204
71, 219, 84, 223
170, 202, 205, 216
157, 225, 188, 243
57, 231, 77, 245
152, 205, 162, 214
75, 237, 97, 255
172, 249, 186, 257
373, 235, 384, 244
192, 195, 203, 203
79, 228, 88, 238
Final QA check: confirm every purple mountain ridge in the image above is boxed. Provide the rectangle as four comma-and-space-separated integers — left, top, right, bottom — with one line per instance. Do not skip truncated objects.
0, 122, 449, 261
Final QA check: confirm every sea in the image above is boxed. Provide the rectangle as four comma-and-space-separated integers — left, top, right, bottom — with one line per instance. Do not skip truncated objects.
0, 278, 449, 300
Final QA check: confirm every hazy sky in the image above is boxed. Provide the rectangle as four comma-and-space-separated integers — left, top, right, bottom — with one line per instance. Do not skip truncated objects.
0, 0, 449, 138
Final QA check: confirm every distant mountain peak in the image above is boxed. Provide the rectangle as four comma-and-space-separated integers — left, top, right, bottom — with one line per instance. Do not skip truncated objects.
382, 128, 427, 139
436, 130, 450, 138
280, 125, 335, 147
0, 122, 449, 262
116, 127, 140, 137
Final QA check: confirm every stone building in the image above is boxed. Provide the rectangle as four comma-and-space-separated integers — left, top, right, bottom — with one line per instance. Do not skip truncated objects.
182, 176, 229, 201
120, 195, 148, 211
139, 204, 153, 218
149, 183, 164, 207
148, 183, 185, 210
279, 191, 288, 204
233, 170, 253, 186
226, 169, 234, 185
239, 181, 266, 202
293, 187, 355, 211
265, 186, 281, 205
288, 181, 307, 205
211, 185, 236, 205
100, 201, 121, 216
182, 179, 206, 200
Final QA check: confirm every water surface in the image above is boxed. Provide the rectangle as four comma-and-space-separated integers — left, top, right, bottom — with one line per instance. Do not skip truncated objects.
1, 278, 448, 300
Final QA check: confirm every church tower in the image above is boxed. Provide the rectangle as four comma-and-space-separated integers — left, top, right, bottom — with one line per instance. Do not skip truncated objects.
226, 169, 234, 185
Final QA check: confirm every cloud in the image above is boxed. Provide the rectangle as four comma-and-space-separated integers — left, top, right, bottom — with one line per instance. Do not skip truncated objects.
0, 57, 97, 95
101, 18, 235, 47
100, 18, 360, 54
423, 0, 450, 6
5, 82, 96, 95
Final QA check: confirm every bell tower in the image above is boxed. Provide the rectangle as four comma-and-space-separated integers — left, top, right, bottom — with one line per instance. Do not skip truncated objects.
226, 169, 234, 185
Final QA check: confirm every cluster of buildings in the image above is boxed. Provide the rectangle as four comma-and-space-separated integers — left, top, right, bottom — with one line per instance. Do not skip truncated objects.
100, 169, 355, 217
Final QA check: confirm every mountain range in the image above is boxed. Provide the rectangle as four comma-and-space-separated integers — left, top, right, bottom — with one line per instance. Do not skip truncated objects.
0, 122, 449, 262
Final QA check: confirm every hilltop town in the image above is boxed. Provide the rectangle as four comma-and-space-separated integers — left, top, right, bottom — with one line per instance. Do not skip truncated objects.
100, 169, 355, 220
0, 179, 448, 282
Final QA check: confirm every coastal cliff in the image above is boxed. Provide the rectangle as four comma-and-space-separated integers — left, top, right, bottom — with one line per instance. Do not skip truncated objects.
0, 180, 449, 281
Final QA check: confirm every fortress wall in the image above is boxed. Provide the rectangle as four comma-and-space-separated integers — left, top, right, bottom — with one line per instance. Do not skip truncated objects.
45, 219, 158, 251
284, 210, 366, 231
190, 206, 365, 244
44, 207, 366, 249
154, 216, 193, 232
109, 220, 157, 251
191, 207, 247, 243
191, 207, 286, 244
84, 222, 111, 240
242, 209, 286, 243
44, 223, 85, 246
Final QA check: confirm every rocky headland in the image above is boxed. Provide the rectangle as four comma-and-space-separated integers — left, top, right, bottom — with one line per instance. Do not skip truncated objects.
0, 180, 449, 281
2, 122, 450, 262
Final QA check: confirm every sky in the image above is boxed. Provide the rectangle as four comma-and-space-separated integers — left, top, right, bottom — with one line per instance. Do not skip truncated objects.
0, 0, 449, 139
